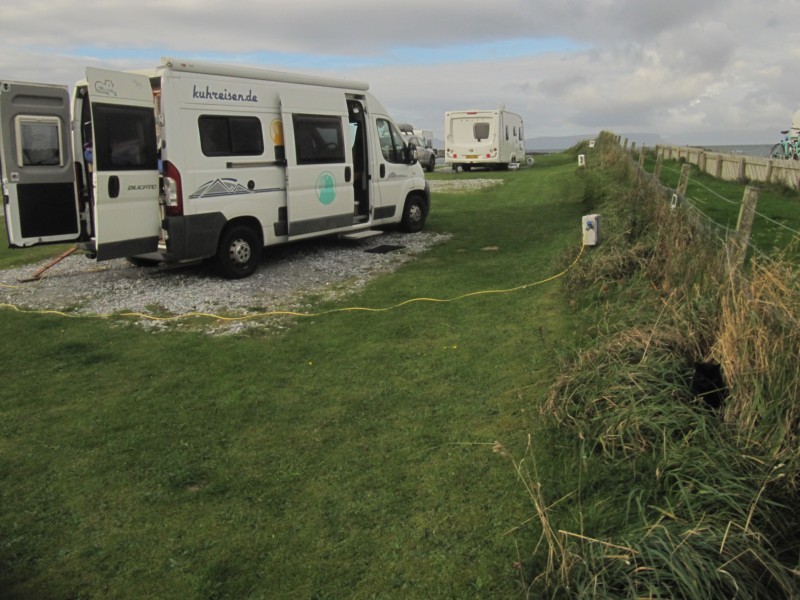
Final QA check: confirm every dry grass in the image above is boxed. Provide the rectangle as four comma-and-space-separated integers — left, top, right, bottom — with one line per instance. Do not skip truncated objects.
714, 257, 800, 482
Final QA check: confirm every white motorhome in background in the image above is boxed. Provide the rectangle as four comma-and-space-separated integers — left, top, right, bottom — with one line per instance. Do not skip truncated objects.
0, 57, 430, 278
444, 109, 525, 171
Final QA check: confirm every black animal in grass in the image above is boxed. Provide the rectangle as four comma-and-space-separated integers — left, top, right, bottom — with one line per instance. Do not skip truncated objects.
690, 361, 728, 410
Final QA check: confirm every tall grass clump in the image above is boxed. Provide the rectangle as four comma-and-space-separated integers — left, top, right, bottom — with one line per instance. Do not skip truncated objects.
715, 257, 800, 482
517, 131, 800, 598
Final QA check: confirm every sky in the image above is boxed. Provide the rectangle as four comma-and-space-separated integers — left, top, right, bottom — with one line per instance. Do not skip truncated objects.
2, 0, 800, 146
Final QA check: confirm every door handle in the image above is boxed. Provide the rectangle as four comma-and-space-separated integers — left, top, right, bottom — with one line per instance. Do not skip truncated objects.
108, 175, 120, 198
345, 166, 352, 182
380, 164, 386, 178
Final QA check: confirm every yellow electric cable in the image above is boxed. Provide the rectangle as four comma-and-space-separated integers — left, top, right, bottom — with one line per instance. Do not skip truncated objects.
0, 243, 585, 322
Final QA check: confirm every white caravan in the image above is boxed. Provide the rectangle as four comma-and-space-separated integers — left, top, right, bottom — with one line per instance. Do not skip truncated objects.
444, 109, 525, 171
0, 57, 430, 278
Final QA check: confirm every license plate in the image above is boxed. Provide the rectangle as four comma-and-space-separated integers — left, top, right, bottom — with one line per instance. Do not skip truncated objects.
466, 154, 478, 159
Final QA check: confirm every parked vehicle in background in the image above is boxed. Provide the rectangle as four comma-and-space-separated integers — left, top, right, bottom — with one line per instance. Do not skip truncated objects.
413, 129, 434, 151
0, 57, 430, 278
445, 108, 525, 171
403, 134, 436, 172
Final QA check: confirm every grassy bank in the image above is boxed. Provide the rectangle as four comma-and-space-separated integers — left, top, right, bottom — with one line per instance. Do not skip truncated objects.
518, 133, 800, 598
0, 154, 588, 598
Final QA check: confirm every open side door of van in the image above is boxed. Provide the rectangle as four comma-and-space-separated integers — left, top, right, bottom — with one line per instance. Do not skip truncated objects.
85, 68, 160, 260
0, 81, 82, 247
279, 89, 356, 239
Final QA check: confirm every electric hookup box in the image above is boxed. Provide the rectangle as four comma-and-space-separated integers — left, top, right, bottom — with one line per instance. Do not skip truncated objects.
582, 214, 601, 246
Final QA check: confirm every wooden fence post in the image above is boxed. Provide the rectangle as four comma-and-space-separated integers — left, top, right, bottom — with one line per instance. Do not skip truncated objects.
677, 163, 691, 197
654, 154, 663, 180
728, 186, 759, 270
714, 155, 723, 179
738, 157, 747, 183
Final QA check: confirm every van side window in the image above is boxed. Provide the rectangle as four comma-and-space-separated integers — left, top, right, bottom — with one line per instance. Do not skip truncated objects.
291, 115, 345, 164
15, 116, 63, 167
199, 115, 264, 157
93, 104, 158, 170
376, 118, 405, 163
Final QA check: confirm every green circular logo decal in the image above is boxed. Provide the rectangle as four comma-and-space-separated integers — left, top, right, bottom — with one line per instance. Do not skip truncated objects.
316, 172, 336, 205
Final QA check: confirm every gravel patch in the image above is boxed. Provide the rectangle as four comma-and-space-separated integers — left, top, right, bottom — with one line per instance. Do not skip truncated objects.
0, 230, 451, 332
427, 178, 504, 193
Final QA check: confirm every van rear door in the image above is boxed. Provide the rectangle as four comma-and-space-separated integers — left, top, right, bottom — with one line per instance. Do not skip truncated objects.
85, 68, 160, 260
280, 89, 356, 239
0, 81, 82, 247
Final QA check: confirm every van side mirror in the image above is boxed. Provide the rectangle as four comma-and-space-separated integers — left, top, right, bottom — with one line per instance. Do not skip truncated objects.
405, 142, 418, 165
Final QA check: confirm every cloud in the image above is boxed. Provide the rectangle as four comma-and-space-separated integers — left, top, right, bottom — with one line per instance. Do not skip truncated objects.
1, 0, 799, 144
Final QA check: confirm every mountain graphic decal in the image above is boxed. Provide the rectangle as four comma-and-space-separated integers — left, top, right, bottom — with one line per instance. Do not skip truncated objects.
189, 178, 252, 199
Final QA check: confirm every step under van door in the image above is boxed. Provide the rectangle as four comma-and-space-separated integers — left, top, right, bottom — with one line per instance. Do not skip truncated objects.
280, 89, 356, 240
0, 81, 82, 247
86, 68, 160, 260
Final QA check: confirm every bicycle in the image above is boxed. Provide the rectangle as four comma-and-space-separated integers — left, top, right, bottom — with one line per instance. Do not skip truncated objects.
770, 131, 800, 160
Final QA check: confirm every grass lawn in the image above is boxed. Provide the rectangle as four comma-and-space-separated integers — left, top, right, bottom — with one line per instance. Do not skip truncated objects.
0, 154, 588, 598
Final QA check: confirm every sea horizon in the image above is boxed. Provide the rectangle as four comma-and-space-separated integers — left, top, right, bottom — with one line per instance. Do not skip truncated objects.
692, 144, 774, 158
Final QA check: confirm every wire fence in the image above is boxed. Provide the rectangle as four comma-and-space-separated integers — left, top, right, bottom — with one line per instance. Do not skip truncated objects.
630, 151, 800, 262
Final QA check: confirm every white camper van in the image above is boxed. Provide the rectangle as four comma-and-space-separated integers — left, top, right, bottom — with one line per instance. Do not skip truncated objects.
444, 109, 525, 171
0, 58, 430, 278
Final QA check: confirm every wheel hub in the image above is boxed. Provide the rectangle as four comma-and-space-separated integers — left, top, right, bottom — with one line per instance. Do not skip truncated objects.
229, 239, 252, 265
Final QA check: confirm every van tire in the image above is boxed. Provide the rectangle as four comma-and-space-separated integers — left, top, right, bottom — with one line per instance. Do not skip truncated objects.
215, 224, 262, 279
401, 195, 427, 233
427, 156, 436, 173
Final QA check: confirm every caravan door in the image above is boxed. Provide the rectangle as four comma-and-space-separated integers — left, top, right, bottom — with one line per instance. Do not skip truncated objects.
85, 68, 160, 260
279, 89, 356, 239
0, 81, 82, 247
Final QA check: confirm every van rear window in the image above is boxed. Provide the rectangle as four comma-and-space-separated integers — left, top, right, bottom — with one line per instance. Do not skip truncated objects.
92, 104, 158, 171
15, 116, 63, 167
473, 122, 490, 141
199, 115, 264, 157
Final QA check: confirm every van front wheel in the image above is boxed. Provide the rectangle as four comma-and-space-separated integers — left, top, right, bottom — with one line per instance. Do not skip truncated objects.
401, 196, 427, 233
216, 224, 262, 279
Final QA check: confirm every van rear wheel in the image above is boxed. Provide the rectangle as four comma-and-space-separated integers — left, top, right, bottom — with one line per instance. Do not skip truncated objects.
215, 224, 262, 279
